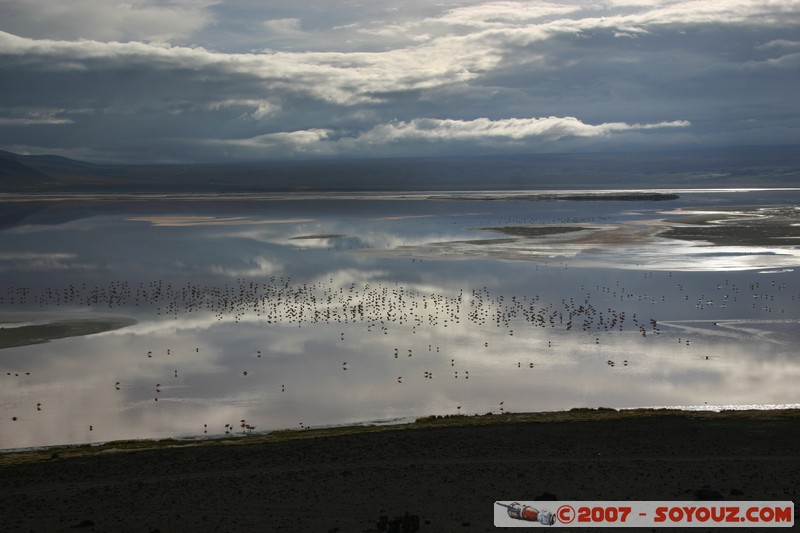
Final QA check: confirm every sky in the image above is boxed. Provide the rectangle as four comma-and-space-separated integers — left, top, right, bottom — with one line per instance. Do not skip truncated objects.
0, 0, 799, 163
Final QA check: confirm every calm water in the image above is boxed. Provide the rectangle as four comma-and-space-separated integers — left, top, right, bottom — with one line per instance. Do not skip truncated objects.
1, 189, 799, 449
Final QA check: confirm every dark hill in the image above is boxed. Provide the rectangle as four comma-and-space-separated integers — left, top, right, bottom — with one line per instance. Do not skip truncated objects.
0, 145, 798, 193
0, 156, 52, 187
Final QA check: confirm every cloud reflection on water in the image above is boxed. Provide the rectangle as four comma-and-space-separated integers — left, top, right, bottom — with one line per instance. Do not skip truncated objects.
2, 309, 798, 449
1, 191, 799, 449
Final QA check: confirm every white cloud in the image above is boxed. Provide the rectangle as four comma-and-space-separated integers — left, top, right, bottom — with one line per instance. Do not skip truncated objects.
604, 0, 664, 6
0, 251, 91, 271
196, 128, 337, 158
757, 39, 800, 49
0, 106, 84, 125
217, 129, 332, 148
349, 1, 800, 45
262, 18, 306, 37
762, 52, 800, 68
381, 1, 582, 33
0, 31, 481, 105
0, 252, 76, 261
0, 116, 73, 126
354, 116, 691, 143
0, 0, 216, 42
2, 1, 798, 108
208, 116, 691, 157
207, 99, 280, 120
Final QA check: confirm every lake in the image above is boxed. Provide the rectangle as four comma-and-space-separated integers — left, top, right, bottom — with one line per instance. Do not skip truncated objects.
1, 189, 799, 449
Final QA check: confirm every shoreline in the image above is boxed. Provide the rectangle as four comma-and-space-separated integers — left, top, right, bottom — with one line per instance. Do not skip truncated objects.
1, 407, 797, 531
3, 406, 799, 465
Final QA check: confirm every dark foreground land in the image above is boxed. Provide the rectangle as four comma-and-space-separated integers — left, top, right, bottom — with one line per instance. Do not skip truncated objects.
1, 409, 797, 532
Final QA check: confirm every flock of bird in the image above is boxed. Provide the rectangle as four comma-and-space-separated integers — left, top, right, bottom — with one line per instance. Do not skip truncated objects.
2, 275, 790, 332
2, 271, 796, 438
0, 276, 674, 330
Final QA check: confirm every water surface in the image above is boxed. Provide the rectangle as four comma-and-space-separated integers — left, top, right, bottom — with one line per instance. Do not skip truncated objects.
1, 189, 799, 449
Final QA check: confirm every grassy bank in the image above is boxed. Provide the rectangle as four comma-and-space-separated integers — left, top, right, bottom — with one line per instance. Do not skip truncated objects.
3, 407, 798, 467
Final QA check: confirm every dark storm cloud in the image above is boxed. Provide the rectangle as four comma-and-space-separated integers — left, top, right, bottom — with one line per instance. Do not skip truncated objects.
0, 1, 798, 161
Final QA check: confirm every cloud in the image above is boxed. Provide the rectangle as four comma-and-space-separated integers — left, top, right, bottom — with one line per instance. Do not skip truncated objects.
3, 0, 792, 107
207, 99, 280, 120
757, 39, 800, 49
440, 1, 582, 27
262, 18, 306, 37
208, 116, 691, 158
354, 116, 691, 143
210, 129, 333, 155
760, 51, 800, 68
0, 31, 480, 106
0, 251, 91, 271
350, 1, 800, 45
0, 116, 73, 126
0, 0, 798, 161
0, 252, 76, 261
364, 1, 582, 37
0, 0, 216, 42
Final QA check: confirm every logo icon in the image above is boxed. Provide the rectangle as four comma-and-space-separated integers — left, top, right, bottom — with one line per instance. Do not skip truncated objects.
496, 502, 556, 526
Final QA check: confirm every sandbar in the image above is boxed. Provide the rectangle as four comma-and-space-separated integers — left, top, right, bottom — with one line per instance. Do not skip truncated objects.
0, 316, 136, 349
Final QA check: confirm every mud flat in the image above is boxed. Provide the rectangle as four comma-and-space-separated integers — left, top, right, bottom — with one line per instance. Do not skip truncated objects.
659, 205, 800, 246
0, 315, 137, 349
1, 408, 797, 531
359, 204, 800, 271
428, 192, 681, 202
477, 226, 587, 238
289, 233, 346, 240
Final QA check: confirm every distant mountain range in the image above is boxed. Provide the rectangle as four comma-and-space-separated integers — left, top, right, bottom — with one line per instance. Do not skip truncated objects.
1, 146, 799, 193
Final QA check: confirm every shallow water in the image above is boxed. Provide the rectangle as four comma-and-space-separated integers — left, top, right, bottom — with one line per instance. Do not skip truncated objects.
1, 189, 799, 449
